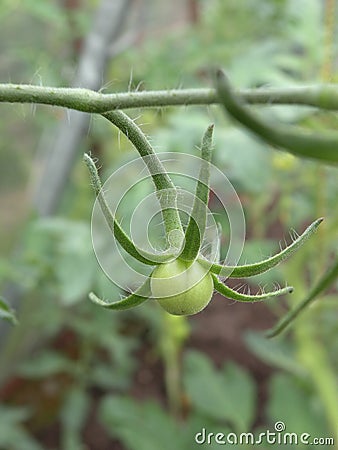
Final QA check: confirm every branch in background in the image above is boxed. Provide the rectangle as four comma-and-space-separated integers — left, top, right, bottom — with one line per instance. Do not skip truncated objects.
216, 70, 338, 164
32, 0, 133, 217
108, 30, 139, 59
0, 0, 134, 359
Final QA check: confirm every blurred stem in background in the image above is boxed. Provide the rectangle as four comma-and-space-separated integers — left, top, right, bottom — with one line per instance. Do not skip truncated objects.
159, 312, 189, 418
33, 0, 133, 217
295, 0, 338, 440
0, 0, 134, 362
314, 0, 335, 272
281, 252, 338, 440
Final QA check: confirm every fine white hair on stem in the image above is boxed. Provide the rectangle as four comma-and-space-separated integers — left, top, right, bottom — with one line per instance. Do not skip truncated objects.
135, 81, 144, 92
131, 113, 142, 123
66, 109, 71, 125
86, 114, 94, 137
117, 129, 121, 149
99, 79, 118, 93
30, 68, 43, 86
289, 228, 300, 241
128, 68, 134, 92
30, 103, 37, 117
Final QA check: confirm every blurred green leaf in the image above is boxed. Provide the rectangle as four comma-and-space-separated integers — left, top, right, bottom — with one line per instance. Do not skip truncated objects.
214, 128, 272, 193
55, 250, 95, 306
0, 296, 17, 325
17, 218, 96, 304
99, 396, 185, 450
23, 0, 66, 25
68, 305, 138, 390
89, 363, 131, 390
0, 406, 43, 450
38, 219, 96, 305
17, 351, 72, 378
153, 111, 211, 154
99, 394, 233, 450
184, 351, 256, 431
61, 388, 90, 450
244, 331, 305, 376
267, 374, 330, 440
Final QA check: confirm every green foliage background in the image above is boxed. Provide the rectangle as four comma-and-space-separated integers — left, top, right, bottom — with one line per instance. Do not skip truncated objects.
0, 0, 337, 449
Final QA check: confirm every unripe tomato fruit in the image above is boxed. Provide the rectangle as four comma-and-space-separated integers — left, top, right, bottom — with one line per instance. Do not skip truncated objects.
151, 259, 213, 316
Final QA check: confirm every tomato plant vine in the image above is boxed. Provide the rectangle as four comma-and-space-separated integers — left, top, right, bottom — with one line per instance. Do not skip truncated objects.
0, 70, 337, 335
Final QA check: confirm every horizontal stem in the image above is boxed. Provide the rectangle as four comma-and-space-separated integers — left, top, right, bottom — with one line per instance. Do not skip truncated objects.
1, 83, 338, 112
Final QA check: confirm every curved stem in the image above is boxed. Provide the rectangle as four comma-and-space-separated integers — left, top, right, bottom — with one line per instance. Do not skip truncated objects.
201, 218, 323, 278
84, 153, 173, 264
212, 274, 293, 302
103, 111, 183, 246
266, 256, 338, 338
180, 124, 214, 261
216, 71, 338, 164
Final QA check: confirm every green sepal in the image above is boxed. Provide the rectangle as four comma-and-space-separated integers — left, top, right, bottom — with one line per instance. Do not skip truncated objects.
202, 218, 323, 278
212, 274, 293, 302
89, 277, 152, 310
84, 153, 174, 265
180, 124, 214, 261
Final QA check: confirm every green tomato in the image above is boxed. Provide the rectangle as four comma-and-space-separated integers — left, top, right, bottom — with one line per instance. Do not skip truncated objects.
151, 259, 214, 316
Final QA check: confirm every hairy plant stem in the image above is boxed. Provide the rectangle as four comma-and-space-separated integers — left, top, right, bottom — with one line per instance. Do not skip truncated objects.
216, 71, 338, 163
103, 111, 183, 248
2, 83, 338, 112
